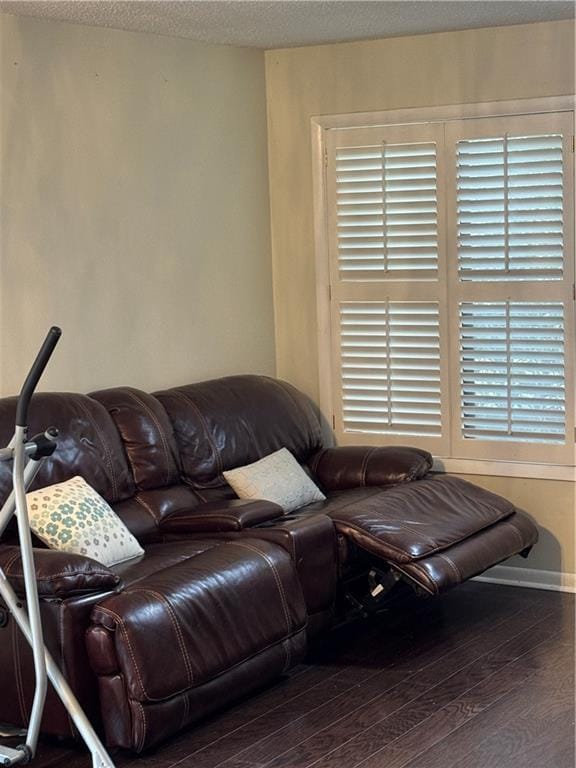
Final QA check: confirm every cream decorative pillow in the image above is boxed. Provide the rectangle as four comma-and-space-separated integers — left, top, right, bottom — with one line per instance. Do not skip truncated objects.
223, 448, 326, 514
26, 476, 144, 567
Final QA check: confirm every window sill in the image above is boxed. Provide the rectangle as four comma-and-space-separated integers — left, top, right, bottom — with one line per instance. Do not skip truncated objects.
433, 457, 576, 482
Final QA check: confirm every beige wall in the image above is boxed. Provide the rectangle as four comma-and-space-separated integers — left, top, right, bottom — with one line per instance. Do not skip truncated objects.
265, 20, 576, 578
458, 475, 575, 578
0, 14, 274, 395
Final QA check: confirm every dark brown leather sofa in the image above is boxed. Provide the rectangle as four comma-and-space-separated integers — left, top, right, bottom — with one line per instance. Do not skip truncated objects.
0, 376, 538, 752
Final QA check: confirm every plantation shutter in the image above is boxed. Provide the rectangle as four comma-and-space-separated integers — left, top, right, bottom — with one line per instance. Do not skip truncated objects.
323, 109, 574, 464
446, 113, 575, 464
326, 123, 450, 453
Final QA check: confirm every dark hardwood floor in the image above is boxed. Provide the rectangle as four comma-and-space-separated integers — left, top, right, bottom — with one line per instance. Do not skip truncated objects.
4, 582, 574, 768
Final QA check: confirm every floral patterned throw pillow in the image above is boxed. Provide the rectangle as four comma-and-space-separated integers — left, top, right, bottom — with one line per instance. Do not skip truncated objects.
26, 476, 144, 567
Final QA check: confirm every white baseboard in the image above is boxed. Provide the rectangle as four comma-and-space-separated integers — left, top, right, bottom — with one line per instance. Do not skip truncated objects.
473, 565, 576, 594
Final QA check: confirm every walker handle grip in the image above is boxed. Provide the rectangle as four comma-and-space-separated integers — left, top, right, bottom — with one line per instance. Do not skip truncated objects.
16, 327, 62, 428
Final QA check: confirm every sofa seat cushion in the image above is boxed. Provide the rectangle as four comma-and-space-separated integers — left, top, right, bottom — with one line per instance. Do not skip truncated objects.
89, 538, 307, 703
316, 475, 515, 565
110, 540, 224, 587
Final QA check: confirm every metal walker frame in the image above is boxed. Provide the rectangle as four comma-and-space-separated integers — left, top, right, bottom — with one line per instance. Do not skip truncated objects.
0, 328, 116, 767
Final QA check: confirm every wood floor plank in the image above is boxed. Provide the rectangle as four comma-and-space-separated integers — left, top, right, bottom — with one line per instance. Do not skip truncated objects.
341, 654, 551, 767
447, 688, 575, 768
444, 642, 575, 768
223, 599, 561, 768
398, 631, 575, 768
294, 613, 568, 768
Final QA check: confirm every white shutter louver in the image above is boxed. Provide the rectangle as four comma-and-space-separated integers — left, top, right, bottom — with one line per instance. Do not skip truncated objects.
336, 142, 439, 278
340, 301, 442, 435
457, 134, 564, 280
459, 302, 566, 443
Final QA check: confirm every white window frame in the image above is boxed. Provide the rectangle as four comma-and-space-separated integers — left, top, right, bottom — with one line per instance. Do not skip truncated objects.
312, 96, 576, 481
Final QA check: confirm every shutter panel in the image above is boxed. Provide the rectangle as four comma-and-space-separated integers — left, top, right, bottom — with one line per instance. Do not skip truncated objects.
340, 301, 442, 436
336, 142, 439, 278
448, 112, 574, 463
457, 134, 564, 280
459, 302, 566, 443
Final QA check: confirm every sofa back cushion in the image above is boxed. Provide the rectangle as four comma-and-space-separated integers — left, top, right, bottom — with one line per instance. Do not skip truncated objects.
0, 393, 135, 509
154, 376, 323, 488
91, 387, 180, 491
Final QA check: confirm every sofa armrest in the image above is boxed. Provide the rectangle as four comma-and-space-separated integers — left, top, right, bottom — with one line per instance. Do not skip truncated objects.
159, 499, 284, 533
309, 446, 433, 492
0, 545, 121, 599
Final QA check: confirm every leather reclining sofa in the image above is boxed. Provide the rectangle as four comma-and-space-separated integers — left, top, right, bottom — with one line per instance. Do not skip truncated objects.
0, 375, 538, 752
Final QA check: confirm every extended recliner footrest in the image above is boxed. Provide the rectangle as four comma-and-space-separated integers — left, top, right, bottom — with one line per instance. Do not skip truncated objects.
390, 510, 536, 595
327, 474, 538, 594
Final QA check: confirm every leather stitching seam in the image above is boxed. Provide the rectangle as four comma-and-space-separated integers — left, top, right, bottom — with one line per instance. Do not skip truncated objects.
288, 532, 297, 561
180, 692, 190, 732
437, 553, 462, 582
507, 519, 527, 550
282, 638, 291, 673
275, 379, 323, 448
172, 390, 224, 479
129, 588, 194, 688
149, 626, 307, 709
309, 449, 325, 476
134, 494, 161, 526
96, 606, 149, 701
136, 701, 147, 752
124, 390, 175, 486
225, 541, 292, 636
392, 563, 438, 595
361, 448, 376, 487
407, 560, 441, 589
2, 550, 23, 576
76, 398, 119, 501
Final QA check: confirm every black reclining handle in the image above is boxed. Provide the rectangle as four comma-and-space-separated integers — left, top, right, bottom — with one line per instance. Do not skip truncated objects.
16, 327, 62, 428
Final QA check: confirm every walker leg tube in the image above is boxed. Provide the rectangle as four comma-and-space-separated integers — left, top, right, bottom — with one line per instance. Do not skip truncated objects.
0, 328, 113, 767
11, 429, 46, 760
0, 575, 116, 768
0, 459, 42, 540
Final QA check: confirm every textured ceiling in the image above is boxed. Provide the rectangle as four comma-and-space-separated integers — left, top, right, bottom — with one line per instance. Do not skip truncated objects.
0, 0, 574, 49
